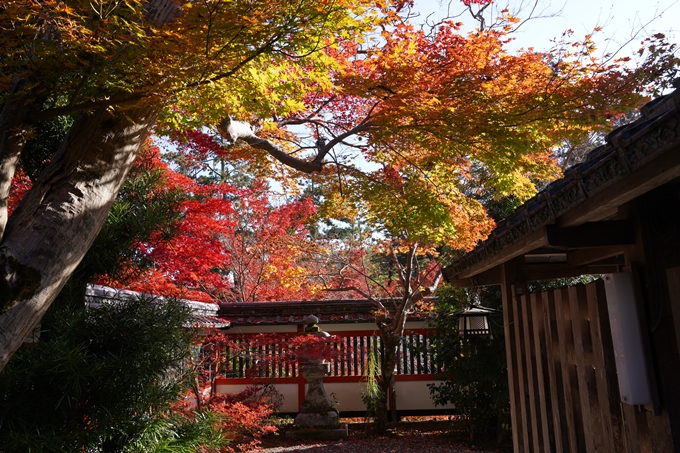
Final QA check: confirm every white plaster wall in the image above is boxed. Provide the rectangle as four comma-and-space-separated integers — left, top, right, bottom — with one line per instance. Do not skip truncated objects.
319, 323, 379, 333
395, 381, 452, 410
321, 382, 369, 412
273, 384, 299, 412
215, 380, 449, 412
214, 383, 250, 395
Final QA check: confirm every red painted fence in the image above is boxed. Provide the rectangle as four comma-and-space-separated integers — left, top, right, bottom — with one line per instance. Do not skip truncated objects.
213, 327, 451, 414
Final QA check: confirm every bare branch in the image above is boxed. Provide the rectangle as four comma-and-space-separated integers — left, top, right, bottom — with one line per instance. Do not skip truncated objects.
390, 246, 406, 288
324, 285, 382, 307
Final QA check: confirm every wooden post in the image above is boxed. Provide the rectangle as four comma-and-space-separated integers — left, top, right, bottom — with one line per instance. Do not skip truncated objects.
554, 287, 585, 451
501, 259, 527, 452
541, 290, 570, 452
520, 291, 543, 452
529, 291, 555, 452
568, 285, 596, 453
586, 280, 626, 452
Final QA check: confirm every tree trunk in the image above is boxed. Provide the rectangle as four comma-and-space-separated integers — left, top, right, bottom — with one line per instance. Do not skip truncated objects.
0, 101, 159, 371
0, 83, 45, 238
376, 332, 399, 433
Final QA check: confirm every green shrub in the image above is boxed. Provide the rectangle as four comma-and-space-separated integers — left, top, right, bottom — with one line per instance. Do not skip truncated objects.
427, 285, 509, 443
0, 296, 222, 452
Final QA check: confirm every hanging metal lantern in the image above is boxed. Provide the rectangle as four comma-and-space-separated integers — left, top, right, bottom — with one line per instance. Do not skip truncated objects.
454, 305, 502, 340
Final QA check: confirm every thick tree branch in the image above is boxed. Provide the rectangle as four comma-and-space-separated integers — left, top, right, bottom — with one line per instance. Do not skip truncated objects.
0, 80, 47, 240
220, 118, 373, 174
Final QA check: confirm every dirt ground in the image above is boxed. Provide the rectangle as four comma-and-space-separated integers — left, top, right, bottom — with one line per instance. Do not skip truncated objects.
260, 419, 511, 453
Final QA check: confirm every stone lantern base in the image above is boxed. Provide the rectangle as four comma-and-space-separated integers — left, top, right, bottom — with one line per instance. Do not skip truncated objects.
286, 362, 348, 439
285, 422, 349, 440
294, 410, 339, 428
286, 362, 348, 440
286, 316, 348, 440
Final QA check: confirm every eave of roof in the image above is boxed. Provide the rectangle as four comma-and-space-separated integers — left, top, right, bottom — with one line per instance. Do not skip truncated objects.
217, 299, 434, 326
85, 286, 433, 328
445, 86, 680, 283
85, 284, 229, 329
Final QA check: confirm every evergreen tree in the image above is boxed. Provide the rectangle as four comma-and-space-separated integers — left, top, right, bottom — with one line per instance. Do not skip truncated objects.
0, 296, 222, 452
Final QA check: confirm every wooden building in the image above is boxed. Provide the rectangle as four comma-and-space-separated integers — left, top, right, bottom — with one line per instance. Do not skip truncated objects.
443, 85, 680, 452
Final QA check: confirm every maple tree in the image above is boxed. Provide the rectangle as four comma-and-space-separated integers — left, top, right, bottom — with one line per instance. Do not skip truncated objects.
272, 9, 675, 431
316, 231, 442, 431
115, 174, 237, 301
0, 0, 386, 370
0, 0, 677, 376
134, 187, 319, 302
215, 186, 319, 302
5, 128, 322, 304
105, 129, 322, 302
177, 330, 345, 451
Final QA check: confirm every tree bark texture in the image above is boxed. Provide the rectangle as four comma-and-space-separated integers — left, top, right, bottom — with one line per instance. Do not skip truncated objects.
371, 284, 430, 432
0, 84, 45, 238
377, 332, 400, 433
0, 102, 159, 371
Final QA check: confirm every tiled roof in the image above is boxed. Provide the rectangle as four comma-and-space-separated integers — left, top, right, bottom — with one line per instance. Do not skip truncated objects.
85, 284, 229, 329
85, 286, 432, 327
445, 85, 680, 278
218, 299, 434, 326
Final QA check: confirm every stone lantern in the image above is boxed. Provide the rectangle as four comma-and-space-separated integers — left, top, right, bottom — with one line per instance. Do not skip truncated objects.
287, 315, 348, 439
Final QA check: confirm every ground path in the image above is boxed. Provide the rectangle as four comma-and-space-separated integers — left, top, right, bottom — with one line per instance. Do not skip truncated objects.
261, 420, 506, 453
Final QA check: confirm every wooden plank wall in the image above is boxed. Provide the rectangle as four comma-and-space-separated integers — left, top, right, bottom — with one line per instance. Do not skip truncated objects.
502, 279, 658, 452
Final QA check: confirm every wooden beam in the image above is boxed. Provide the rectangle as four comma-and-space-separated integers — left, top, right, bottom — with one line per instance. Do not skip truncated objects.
546, 220, 634, 248
455, 229, 547, 279
514, 246, 624, 281
450, 245, 624, 284
445, 266, 501, 287
567, 245, 625, 268
451, 244, 624, 283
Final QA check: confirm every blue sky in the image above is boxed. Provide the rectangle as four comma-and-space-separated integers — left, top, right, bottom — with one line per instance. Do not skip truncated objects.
412, 0, 679, 58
